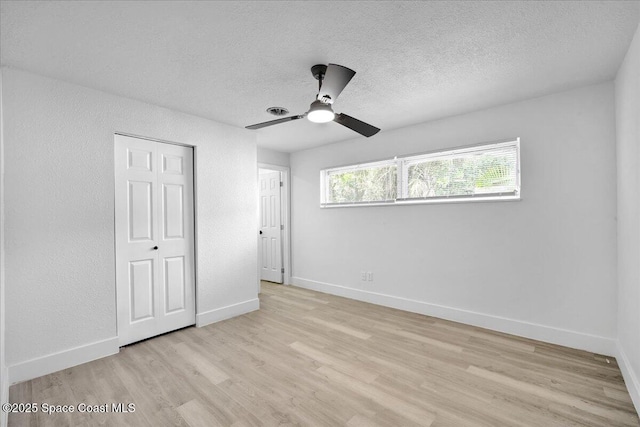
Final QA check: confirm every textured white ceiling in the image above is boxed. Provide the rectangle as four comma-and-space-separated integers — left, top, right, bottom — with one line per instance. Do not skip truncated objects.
1, 1, 638, 152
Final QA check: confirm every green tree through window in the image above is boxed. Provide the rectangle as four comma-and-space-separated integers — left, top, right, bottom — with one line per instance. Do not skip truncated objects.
406, 152, 517, 198
328, 164, 396, 203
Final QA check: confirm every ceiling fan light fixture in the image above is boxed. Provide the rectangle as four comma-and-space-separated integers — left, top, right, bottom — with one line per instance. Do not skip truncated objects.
307, 100, 335, 123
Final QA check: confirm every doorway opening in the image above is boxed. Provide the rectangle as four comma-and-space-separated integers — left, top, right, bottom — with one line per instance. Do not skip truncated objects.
257, 163, 291, 293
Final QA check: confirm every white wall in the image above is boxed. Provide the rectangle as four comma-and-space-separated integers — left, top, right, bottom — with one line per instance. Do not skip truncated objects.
2, 67, 258, 382
0, 69, 8, 427
615, 21, 640, 412
257, 146, 290, 168
291, 82, 618, 354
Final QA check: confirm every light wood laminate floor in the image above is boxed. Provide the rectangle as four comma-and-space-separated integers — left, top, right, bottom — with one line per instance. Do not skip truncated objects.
9, 281, 640, 426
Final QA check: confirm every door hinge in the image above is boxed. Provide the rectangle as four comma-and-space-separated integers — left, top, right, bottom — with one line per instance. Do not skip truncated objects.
280, 225, 284, 230
281, 268, 285, 273
280, 181, 283, 187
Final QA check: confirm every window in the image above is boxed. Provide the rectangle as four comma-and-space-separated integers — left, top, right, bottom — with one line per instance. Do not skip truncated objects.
320, 139, 520, 207
322, 160, 397, 205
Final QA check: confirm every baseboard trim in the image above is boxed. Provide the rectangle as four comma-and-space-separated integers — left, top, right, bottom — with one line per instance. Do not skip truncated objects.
615, 341, 640, 414
291, 277, 616, 356
6, 299, 261, 385
8, 337, 119, 385
196, 298, 259, 327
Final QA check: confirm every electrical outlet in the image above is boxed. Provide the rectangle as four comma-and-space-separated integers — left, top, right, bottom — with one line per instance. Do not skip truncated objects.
361, 271, 367, 281
367, 271, 373, 281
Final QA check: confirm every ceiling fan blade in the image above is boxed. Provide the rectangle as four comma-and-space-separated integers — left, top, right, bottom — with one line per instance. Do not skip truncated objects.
334, 113, 380, 137
317, 64, 356, 104
245, 115, 305, 130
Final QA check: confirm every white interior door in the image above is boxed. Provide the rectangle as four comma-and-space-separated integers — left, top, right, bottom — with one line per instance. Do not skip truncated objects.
259, 171, 282, 283
115, 134, 195, 346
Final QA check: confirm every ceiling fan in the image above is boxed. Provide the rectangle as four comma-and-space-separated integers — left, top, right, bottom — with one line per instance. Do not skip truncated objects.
246, 64, 381, 137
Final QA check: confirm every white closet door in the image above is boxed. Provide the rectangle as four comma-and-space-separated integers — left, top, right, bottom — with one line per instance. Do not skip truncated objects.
115, 134, 195, 346
259, 171, 283, 283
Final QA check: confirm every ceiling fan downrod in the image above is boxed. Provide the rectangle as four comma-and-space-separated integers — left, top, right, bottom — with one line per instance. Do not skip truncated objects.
311, 64, 327, 93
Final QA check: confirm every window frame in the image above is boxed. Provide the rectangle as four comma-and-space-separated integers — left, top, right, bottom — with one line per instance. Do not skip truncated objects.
320, 138, 520, 208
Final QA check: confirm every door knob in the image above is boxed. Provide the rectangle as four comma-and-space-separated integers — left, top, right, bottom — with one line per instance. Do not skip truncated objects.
153, 246, 158, 250
259, 230, 263, 235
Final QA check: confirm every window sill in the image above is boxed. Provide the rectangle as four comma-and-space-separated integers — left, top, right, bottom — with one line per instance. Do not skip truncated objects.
320, 195, 521, 208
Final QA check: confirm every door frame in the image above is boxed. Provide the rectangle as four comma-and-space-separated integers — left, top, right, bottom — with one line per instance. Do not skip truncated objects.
257, 163, 291, 290
113, 132, 199, 341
